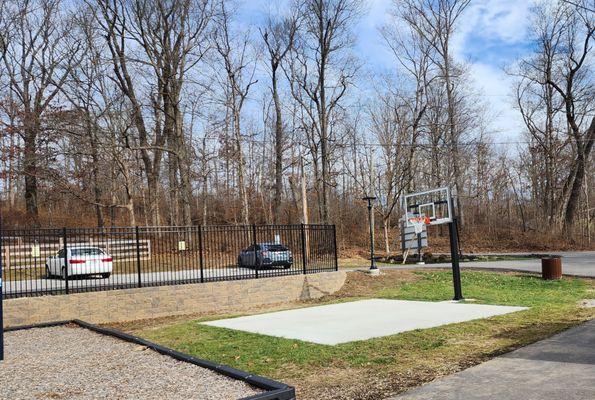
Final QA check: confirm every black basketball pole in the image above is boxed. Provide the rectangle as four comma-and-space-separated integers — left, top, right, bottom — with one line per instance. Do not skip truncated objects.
417, 232, 422, 263
448, 217, 464, 300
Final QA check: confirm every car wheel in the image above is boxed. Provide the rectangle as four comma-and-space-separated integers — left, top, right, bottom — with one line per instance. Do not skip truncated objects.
237, 256, 243, 268
283, 263, 292, 270
101, 273, 111, 279
45, 264, 52, 278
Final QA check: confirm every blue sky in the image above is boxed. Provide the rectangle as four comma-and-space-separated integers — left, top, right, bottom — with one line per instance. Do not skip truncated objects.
239, 0, 535, 143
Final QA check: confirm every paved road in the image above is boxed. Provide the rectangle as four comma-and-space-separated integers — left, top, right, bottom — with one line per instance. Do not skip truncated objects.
352, 251, 595, 277
388, 319, 595, 400
3, 251, 594, 296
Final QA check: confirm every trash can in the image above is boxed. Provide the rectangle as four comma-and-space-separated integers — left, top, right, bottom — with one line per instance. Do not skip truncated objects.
541, 257, 562, 280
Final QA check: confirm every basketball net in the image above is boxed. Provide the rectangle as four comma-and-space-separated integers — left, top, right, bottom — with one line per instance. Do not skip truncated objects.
408, 216, 430, 234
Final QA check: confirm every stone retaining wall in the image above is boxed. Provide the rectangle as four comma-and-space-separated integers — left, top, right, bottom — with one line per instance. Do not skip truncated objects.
3, 271, 346, 327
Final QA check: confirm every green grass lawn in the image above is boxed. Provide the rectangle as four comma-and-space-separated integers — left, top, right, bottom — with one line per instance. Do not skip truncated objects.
380, 270, 587, 306
129, 270, 595, 400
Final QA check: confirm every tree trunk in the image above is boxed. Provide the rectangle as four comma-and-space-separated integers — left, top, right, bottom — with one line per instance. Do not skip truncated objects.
177, 113, 193, 226
23, 122, 39, 226
564, 118, 595, 230
146, 171, 160, 226
88, 122, 104, 228
234, 109, 249, 224
167, 151, 180, 224
272, 68, 284, 223
383, 214, 390, 255
443, 56, 463, 224
319, 76, 330, 223
318, 10, 330, 224
202, 173, 208, 226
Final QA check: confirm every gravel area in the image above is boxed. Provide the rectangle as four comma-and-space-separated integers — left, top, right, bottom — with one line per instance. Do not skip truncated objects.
0, 325, 262, 400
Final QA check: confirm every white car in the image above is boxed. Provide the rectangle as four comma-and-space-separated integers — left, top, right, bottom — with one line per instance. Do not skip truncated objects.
46, 246, 113, 280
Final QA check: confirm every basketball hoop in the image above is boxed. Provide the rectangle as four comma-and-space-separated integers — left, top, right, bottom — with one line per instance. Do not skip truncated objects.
403, 186, 463, 300
408, 216, 429, 234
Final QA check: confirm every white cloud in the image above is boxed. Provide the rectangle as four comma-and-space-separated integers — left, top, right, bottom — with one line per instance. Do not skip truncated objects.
467, 62, 525, 142
353, 0, 531, 140
450, 1, 533, 141
452, 0, 532, 60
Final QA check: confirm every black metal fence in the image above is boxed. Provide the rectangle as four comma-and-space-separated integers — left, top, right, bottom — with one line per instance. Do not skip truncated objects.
0, 224, 337, 299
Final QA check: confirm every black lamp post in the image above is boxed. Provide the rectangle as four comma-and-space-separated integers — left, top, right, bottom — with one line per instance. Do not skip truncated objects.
362, 196, 378, 273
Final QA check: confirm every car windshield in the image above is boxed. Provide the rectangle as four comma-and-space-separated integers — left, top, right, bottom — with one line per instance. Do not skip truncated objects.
265, 244, 288, 251
71, 248, 105, 256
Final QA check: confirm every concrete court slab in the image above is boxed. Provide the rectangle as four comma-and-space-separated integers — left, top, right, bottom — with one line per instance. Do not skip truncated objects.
202, 299, 527, 345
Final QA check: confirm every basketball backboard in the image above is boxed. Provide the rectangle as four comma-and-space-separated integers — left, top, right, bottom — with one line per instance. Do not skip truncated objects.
401, 224, 428, 251
403, 187, 453, 227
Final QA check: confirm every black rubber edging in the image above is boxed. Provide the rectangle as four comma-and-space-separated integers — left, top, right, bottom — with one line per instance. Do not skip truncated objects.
4, 320, 73, 332
6, 319, 296, 400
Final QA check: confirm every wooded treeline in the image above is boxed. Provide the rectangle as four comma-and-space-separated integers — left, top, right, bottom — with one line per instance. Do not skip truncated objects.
0, 0, 593, 252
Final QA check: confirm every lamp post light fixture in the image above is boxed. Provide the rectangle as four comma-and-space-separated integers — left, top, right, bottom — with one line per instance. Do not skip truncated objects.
362, 195, 379, 276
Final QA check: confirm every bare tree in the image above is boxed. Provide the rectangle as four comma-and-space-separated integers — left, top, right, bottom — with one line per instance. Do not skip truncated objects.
373, 6, 434, 253
514, 3, 568, 226
54, 10, 145, 226
213, 0, 258, 224
1, 0, 81, 225
543, 1, 594, 229
260, 11, 298, 223
287, 0, 362, 223
399, 0, 471, 221
90, 0, 213, 226
515, 0, 594, 231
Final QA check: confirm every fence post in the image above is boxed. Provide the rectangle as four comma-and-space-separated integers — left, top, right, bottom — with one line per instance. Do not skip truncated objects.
1, 218, 4, 361
198, 226, 204, 283
252, 224, 258, 279
301, 223, 307, 275
332, 224, 338, 271
135, 226, 142, 288
62, 227, 69, 294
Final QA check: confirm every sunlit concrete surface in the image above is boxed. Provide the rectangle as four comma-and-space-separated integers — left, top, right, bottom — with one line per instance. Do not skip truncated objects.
203, 299, 527, 345
389, 319, 595, 400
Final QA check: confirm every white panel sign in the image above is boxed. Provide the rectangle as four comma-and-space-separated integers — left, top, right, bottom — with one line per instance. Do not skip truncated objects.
401, 225, 428, 250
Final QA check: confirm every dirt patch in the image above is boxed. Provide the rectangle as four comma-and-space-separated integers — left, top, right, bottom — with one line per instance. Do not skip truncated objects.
314, 270, 421, 301
288, 363, 460, 400
105, 299, 309, 333
107, 313, 214, 333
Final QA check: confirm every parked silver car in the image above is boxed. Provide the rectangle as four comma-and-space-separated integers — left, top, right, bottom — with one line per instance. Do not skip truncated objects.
237, 243, 293, 269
